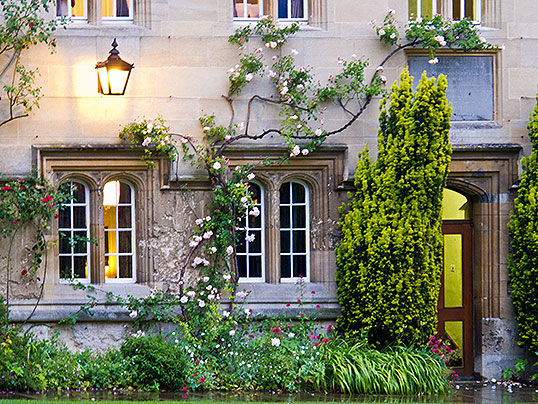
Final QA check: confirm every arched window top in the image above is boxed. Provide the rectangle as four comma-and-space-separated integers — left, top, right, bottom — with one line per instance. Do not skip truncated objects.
442, 188, 471, 221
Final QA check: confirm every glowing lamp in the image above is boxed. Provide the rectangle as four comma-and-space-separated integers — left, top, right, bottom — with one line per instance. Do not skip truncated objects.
96, 39, 134, 95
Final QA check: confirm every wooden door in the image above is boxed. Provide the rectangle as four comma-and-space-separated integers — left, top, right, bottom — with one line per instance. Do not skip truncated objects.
438, 222, 474, 377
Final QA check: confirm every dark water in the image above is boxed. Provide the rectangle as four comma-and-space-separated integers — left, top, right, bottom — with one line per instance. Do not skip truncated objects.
2, 382, 538, 403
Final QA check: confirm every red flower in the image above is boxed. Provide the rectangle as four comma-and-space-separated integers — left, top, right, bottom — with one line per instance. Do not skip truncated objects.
20, 186, 24, 190
42, 196, 52, 203
29, 22, 33, 28
311, 290, 316, 294
286, 303, 291, 307
54, 214, 59, 219
195, 359, 201, 364
248, 334, 254, 338
21, 269, 27, 276
300, 313, 305, 318
200, 377, 205, 383
316, 304, 320, 308
181, 387, 188, 393
297, 299, 301, 303
1, 186, 11, 191
271, 327, 282, 333
13, 220, 17, 225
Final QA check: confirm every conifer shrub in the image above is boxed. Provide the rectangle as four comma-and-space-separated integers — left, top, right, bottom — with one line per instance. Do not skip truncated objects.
336, 69, 452, 347
509, 89, 538, 355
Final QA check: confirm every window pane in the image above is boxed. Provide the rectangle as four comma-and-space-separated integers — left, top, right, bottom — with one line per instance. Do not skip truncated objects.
74, 231, 88, 253
280, 183, 290, 204
74, 256, 87, 279
116, 0, 129, 17
248, 214, 261, 229
281, 230, 290, 253
290, 0, 304, 18
104, 206, 116, 230
249, 256, 262, 278
278, 0, 287, 18
408, 0, 418, 18
293, 255, 307, 278
106, 231, 117, 254
119, 182, 131, 203
119, 231, 132, 253
59, 208, 71, 229
293, 230, 306, 253
292, 206, 306, 228
292, 183, 305, 203
250, 230, 262, 253
73, 184, 86, 203
281, 255, 291, 278
250, 183, 260, 203
60, 256, 72, 278
73, 206, 86, 228
280, 206, 290, 228
106, 255, 118, 279
453, 0, 461, 19
421, 0, 433, 18
59, 232, 71, 254
119, 256, 133, 278
118, 206, 131, 228
236, 230, 246, 253
237, 255, 247, 277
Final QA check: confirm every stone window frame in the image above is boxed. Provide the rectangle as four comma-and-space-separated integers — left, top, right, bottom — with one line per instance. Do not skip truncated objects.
168, 145, 347, 285
57, 0, 150, 27
408, 0, 500, 28
232, 0, 326, 28
405, 48, 501, 124
34, 146, 164, 287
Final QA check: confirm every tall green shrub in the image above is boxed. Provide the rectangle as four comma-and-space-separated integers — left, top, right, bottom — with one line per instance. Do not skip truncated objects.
509, 88, 538, 355
336, 69, 452, 347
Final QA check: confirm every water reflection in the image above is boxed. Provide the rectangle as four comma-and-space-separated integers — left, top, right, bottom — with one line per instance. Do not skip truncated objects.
3, 383, 538, 403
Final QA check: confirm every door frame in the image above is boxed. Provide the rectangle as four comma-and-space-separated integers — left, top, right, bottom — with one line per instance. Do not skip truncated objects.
439, 221, 474, 377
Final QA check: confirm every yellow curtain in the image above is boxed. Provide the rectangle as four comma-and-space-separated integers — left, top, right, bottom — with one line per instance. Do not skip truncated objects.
102, 0, 113, 17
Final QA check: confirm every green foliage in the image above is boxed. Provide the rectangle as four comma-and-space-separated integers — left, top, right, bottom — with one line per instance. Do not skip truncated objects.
336, 69, 452, 347
509, 88, 538, 356
120, 334, 188, 391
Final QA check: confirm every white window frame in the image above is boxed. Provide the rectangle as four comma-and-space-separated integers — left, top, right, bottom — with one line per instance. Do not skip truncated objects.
56, 0, 88, 22
58, 182, 91, 283
238, 183, 266, 282
233, 0, 264, 21
278, 0, 308, 22
104, 181, 136, 283
101, 0, 134, 22
280, 181, 310, 283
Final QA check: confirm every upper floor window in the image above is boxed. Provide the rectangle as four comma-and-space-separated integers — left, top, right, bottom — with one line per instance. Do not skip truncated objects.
234, 0, 263, 20
102, 0, 132, 20
57, 0, 133, 22
59, 182, 90, 281
409, 0, 482, 22
278, 0, 307, 20
56, 0, 87, 21
280, 181, 310, 282
103, 180, 136, 282
237, 183, 265, 281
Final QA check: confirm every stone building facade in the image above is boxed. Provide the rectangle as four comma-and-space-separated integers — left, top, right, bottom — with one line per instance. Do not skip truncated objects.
0, 0, 536, 379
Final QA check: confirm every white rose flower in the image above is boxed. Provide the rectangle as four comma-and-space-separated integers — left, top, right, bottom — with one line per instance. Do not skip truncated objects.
229, 330, 236, 336
129, 311, 138, 319
301, 149, 309, 156
245, 73, 254, 82
222, 310, 230, 317
213, 162, 222, 170
378, 28, 385, 35
291, 49, 299, 55
180, 296, 188, 304
203, 276, 210, 282
247, 173, 255, 180
198, 300, 206, 308
245, 233, 255, 242
249, 207, 260, 217
142, 137, 152, 147
271, 338, 281, 347
226, 246, 234, 255
187, 290, 196, 297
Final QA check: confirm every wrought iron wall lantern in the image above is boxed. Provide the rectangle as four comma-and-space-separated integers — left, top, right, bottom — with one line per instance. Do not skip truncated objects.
96, 38, 134, 95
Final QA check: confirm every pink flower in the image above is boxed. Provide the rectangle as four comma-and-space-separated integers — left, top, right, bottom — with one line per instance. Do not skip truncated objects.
300, 313, 305, 318
297, 299, 301, 303
316, 304, 320, 308
311, 291, 316, 294
286, 303, 291, 307
181, 387, 188, 393
200, 377, 205, 383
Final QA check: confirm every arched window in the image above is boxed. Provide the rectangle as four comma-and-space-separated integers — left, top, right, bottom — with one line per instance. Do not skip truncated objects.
103, 180, 136, 282
59, 182, 90, 281
279, 181, 310, 281
237, 183, 265, 281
